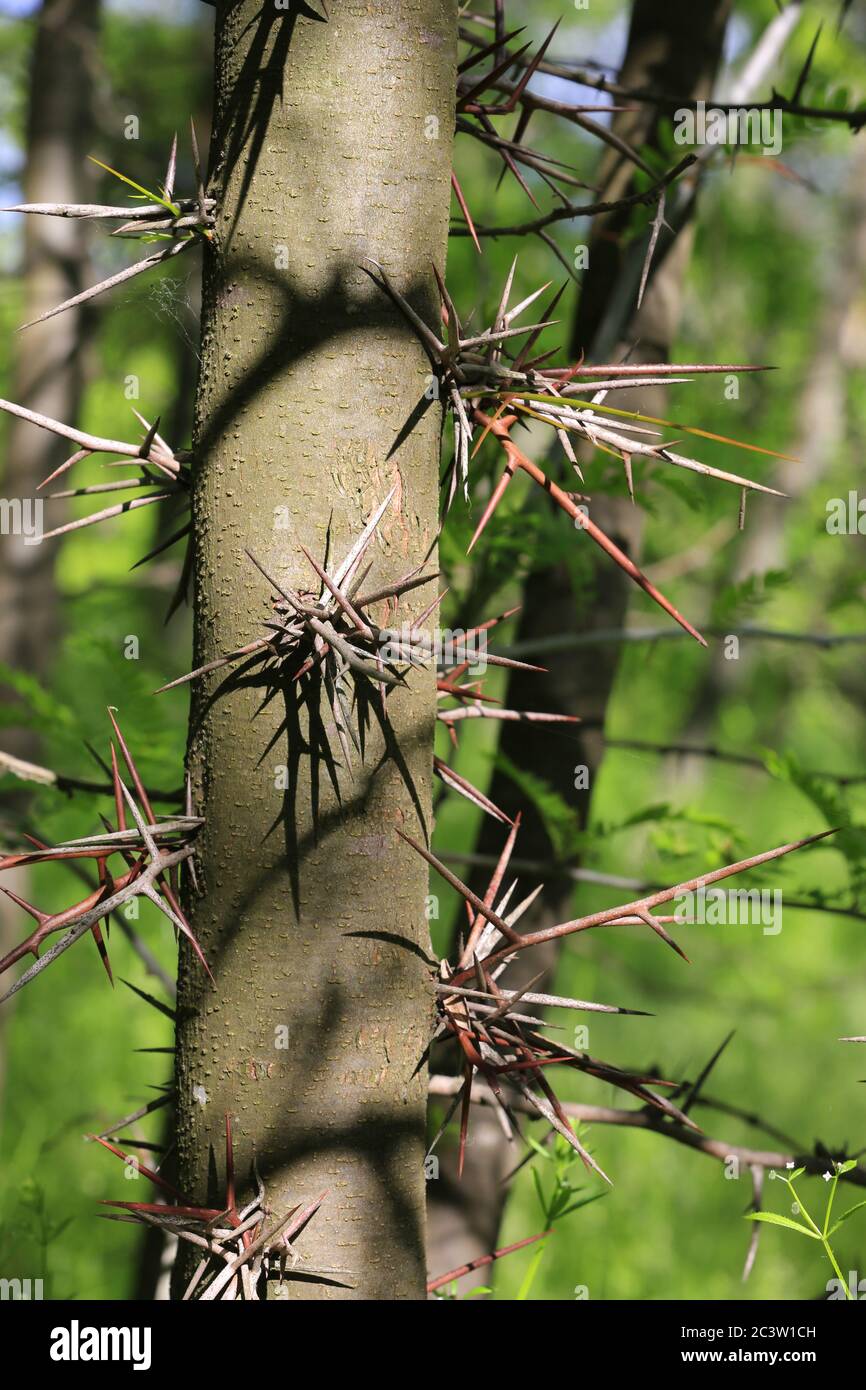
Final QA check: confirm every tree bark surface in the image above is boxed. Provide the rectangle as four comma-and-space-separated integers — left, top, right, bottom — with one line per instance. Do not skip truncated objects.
173, 0, 457, 1301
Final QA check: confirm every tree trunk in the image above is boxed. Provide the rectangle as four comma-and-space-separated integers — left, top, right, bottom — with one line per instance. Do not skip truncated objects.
0, 0, 99, 693
0, 0, 100, 1115
427, 0, 731, 1287
173, 0, 457, 1301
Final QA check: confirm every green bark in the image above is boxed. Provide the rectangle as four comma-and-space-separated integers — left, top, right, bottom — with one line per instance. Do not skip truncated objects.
173, 0, 457, 1300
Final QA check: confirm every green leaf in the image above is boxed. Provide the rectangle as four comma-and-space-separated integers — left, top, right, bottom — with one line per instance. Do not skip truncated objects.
516, 1238, 549, 1301
526, 1134, 552, 1162
557, 1191, 607, 1221
746, 1212, 818, 1237
531, 1167, 547, 1219
493, 752, 582, 863
88, 156, 179, 217
827, 1198, 866, 1236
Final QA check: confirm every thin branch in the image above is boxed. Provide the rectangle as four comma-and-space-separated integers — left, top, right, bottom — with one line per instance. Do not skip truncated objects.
451, 155, 697, 239
503, 627, 866, 657
0, 748, 182, 802
428, 1076, 866, 1187
438, 850, 865, 926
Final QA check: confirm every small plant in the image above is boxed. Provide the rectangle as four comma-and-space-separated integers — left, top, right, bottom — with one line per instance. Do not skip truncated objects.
746, 1160, 866, 1301
425, 1128, 605, 1299
516, 1130, 606, 1299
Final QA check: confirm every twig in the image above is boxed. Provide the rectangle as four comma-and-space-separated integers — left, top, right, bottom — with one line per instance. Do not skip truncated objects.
451, 155, 697, 239
428, 1076, 866, 1187
503, 627, 866, 657
427, 1228, 550, 1293
0, 748, 182, 802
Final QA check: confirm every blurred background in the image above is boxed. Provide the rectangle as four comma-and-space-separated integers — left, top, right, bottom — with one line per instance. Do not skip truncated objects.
0, 0, 865, 1300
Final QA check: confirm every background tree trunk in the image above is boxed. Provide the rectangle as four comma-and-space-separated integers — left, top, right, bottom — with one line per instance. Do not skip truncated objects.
0, 0, 100, 1116
427, 0, 732, 1287
173, 0, 457, 1301
0, 0, 100, 692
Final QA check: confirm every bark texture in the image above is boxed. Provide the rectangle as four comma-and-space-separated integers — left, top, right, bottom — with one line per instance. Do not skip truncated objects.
173, 0, 456, 1301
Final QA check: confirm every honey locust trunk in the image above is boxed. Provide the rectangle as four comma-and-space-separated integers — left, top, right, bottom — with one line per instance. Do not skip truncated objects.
173, 0, 457, 1301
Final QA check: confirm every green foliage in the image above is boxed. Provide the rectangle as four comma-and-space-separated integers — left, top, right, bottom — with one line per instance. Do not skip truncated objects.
710, 569, 790, 627
747, 1162, 864, 1301
494, 751, 584, 861
517, 1131, 606, 1300
494, 750, 743, 871
764, 750, 866, 905
0, 662, 76, 734
0, 1179, 73, 1301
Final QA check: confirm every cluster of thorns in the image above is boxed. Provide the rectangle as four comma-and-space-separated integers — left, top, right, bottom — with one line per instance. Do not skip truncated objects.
4, 126, 213, 331
0, 102, 791, 659
157, 484, 548, 807
0, 386, 838, 1232
0, 709, 203, 1005
404, 816, 834, 1184
95, 1115, 331, 1300
366, 256, 791, 649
